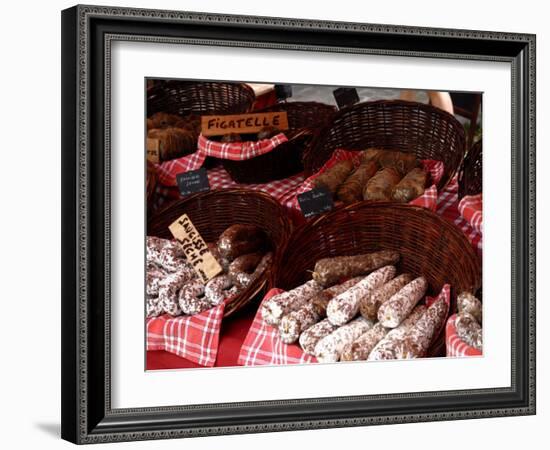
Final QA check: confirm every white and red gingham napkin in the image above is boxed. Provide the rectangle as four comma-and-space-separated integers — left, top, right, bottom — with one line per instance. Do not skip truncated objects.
436, 177, 482, 258
146, 299, 228, 367
237, 288, 318, 366
238, 284, 451, 366
286, 149, 444, 213
445, 313, 483, 357
156, 133, 288, 187
458, 194, 483, 234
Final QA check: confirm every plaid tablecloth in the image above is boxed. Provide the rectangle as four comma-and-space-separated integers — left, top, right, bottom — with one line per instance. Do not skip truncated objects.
445, 313, 483, 357
285, 149, 444, 213
458, 194, 483, 234
156, 133, 289, 187
146, 300, 227, 367
238, 284, 450, 366
436, 178, 483, 257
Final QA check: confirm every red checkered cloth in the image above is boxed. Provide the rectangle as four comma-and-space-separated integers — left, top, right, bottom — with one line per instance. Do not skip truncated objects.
238, 284, 451, 366
146, 299, 227, 367
285, 149, 444, 214
436, 177, 482, 257
445, 313, 482, 357
156, 133, 289, 187
458, 194, 483, 234
154, 164, 305, 219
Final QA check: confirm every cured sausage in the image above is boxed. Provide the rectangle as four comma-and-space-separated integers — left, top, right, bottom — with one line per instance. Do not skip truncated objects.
327, 266, 396, 326
359, 273, 413, 320
340, 323, 388, 361
394, 296, 448, 359
313, 160, 354, 195
178, 280, 211, 315
312, 250, 400, 287
299, 318, 339, 356
217, 224, 267, 261
261, 280, 323, 326
391, 168, 428, 203
455, 312, 483, 351
278, 277, 364, 344
377, 277, 428, 328
457, 292, 482, 324
363, 168, 402, 201
314, 317, 374, 363
368, 305, 426, 360
336, 161, 379, 205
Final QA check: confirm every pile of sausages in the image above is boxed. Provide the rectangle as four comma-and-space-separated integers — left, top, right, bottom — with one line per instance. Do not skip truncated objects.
261, 251, 449, 363
454, 292, 483, 351
147, 224, 272, 318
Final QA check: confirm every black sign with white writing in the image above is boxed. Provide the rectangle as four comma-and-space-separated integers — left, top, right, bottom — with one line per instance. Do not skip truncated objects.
297, 187, 334, 218
176, 168, 210, 197
333, 87, 360, 109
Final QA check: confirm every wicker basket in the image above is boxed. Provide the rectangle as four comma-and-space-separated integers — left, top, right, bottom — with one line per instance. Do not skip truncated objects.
148, 189, 293, 317
458, 139, 482, 198
272, 202, 481, 356
146, 161, 158, 219
303, 100, 466, 191
147, 80, 255, 117
221, 102, 337, 183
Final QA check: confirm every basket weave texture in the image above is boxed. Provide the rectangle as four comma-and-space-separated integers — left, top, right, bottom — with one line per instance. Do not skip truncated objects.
147, 80, 255, 117
303, 100, 466, 191
221, 101, 337, 183
146, 161, 157, 218
148, 189, 293, 317
458, 139, 482, 198
272, 202, 481, 306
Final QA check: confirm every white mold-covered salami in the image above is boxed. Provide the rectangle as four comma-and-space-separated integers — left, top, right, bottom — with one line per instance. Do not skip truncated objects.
457, 292, 482, 324
261, 280, 323, 326
377, 277, 428, 328
359, 273, 413, 320
393, 296, 448, 359
314, 317, 374, 363
327, 266, 396, 326
205, 274, 234, 305
278, 277, 365, 344
146, 295, 164, 318
341, 323, 388, 361
455, 312, 483, 351
178, 280, 211, 315
146, 263, 167, 297
157, 270, 189, 314
299, 318, 339, 356
368, 305, 427, 360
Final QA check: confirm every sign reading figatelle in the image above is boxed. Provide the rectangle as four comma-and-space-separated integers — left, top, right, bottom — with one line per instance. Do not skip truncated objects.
200, 112, 289, 136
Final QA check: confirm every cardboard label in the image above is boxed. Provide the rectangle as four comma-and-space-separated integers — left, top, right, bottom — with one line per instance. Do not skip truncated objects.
333, 87, 360, 109
176, 168, 210, 197
297, 187, 334, 218
201, 112, 289, 136
146, 138, 160, 163
169, 214, 223, 283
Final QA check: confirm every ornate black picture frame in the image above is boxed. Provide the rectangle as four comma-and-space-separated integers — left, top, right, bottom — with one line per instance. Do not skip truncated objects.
61, 4, 536, 444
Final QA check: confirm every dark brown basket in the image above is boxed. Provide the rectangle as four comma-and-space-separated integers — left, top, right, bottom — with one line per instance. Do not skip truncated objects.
272, 202, 481, 356
147, 80, 255, 117
148, 189, 293, 317
221, 102, 337, 184
458, 139, 482, 198
303, 100, 466, 191
146, 161, 157, 219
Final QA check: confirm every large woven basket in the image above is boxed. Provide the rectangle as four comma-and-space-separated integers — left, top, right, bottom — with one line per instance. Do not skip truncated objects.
146, 161, 158, 219
458, 139, 482, 198
148, 189, 293, 317
303, 100, 466, 191
221, 101, 337, 183
272, 202, 481, 356
147, 80, 255, 117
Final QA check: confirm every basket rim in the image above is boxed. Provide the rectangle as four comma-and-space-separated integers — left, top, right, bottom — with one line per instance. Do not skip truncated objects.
272, 201, 481, 294
304, 99, 466, 191
148, 188, 294, 317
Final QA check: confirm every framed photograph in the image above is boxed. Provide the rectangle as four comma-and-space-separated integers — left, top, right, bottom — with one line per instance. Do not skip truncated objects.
61, 4, 536, 444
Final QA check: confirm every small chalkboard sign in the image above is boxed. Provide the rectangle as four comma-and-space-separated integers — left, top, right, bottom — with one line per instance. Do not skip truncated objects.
297, 187, 334, 218
176, 168, 210, 197
333, 87, 360, 109
275, 84, 293, 101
